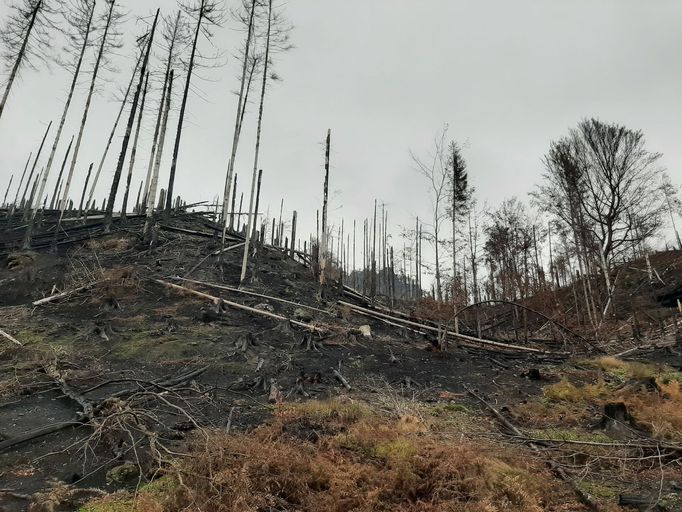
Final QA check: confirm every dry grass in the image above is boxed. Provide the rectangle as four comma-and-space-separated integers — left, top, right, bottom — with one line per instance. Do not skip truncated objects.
84, 400, 581, 512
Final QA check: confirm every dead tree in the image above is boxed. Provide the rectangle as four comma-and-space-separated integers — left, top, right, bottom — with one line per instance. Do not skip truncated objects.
104, 11, 159, 231
141, 11, 186, 212
0, 0, 55, 122
83, 45, 144, 217
56, 0, 121, 235
23, 0, 95, 246
11, 152, 32, 209
143, 70, 174, 239
319, 129, 331, 287
221, 0, 257, 226
19, 121, 51, 211
411, 126, 451, 302
2, 174, 13, 207
120, 71, 150, 220
165, 0, 224, 218
49, 135, 73, 209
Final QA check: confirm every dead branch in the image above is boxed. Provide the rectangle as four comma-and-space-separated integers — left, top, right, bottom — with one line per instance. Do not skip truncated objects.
32, 281, 101, 306
331, 367, 351, 390
0, 328, 22, 346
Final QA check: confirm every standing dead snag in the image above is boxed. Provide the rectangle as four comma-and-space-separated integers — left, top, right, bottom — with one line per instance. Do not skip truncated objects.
120, 71, 150, 221
18, 121, 51, 214
55, 0, 122, 238
165, 0, 224, 219
23, 0, 96, 246
104, 12, 159, 231
319, 129, 331, 288
222, 0, 258, 226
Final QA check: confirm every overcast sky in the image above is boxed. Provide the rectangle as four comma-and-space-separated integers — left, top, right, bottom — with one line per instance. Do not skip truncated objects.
1, 0, 681, 270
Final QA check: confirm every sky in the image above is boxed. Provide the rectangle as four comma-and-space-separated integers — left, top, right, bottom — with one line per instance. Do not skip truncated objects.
1, 0, 681, 275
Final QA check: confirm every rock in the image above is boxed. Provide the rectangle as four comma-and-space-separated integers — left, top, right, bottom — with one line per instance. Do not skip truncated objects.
106, 462, 139, 486
255, 303, 275, 312
293, 307, 313, 322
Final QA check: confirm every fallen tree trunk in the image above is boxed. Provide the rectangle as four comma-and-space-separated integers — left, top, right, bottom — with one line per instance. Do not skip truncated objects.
338, 300, 567, 355
32, 281, 101, 307
0, 328, 22, 346
153, 279, 329, 333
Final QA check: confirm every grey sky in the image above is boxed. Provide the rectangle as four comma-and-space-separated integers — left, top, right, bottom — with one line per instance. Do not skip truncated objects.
1, 0, 681, 269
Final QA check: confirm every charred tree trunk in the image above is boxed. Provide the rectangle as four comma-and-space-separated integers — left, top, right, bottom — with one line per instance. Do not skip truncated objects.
104, 11, 159, 231
319, 129, 331, 288
143, 70, 174, 240
77, 163, 93, 215
20, 121, 52, 213
121, 71, 150, 221
239, 0, 274, 284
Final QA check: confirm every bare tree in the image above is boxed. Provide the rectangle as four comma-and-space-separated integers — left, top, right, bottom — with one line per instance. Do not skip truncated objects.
56, 0, 122, 234
23, 0, 96, 247
164, 0, 224, 218
104, 11, 160, 230
239, 0, 292, 283
141, 10, 187, 212
411, 126, 450, 301
661, 172, 682, 250
221, 0, 258, 227
0, 0, 56, 122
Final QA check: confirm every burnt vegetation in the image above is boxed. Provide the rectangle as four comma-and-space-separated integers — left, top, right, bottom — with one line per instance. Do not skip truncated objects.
1, 1, 682, 512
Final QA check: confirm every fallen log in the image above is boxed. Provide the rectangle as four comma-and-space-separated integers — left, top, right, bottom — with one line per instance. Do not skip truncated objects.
331, 367, 352, 390
338, 300, 567, 355
174, 276, 331, 316
154, 279, 328, 333
32, 281, 101, 307
0, 328, 22, 346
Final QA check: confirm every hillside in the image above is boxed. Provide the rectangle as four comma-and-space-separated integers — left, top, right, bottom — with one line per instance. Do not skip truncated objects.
0, 214, 680, 511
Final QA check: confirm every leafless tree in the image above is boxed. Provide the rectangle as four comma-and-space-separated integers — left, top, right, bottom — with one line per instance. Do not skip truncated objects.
104, 11, 160, 230
411, 126, 450, 301
55, 0, 123, 235
164, 0, 225, 218
23, 0, 96, 247
239, 0, 293, 283
0, 0, 57, 122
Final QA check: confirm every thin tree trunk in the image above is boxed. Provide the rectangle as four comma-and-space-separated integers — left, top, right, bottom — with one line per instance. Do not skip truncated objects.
134, 180, 143, 212
57, 0, 116, 237
142, 10, 181, 212
49, 136, 73, 210
20, 121, 52, 212
2, 174, 13, 207
239, 0, 273, 284
222, 0, 257, 225
251, 168, 263, 240
143, 70, 174, 239
12, 152, 32, 209
30, 0, 95, 219
371, 199, 377, 298
104, 12, 159, 230
320, 130, 330, 286
121, 71, 150, 220
290, 210, 297, 257
77, 163, 93, 214
229, 173, 238, 229
0, 0, 42, 122
165, 0, 206, 218
83, 51, 144, 218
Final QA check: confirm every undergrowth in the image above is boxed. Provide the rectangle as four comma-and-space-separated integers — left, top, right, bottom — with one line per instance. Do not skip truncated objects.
83, 399, 580, 512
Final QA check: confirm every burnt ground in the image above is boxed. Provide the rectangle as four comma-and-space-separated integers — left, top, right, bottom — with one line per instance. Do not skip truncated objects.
1, 216, 681, 511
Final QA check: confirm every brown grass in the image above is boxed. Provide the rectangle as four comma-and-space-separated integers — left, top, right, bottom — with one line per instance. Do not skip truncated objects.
85, 400, 581, 512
